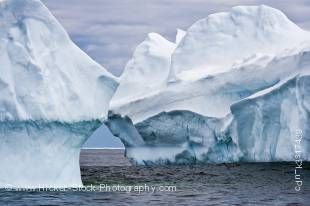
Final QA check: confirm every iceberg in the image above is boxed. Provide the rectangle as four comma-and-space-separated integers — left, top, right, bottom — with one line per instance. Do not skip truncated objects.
107, 111, 241, 165
231, 74, 310, 161
169, 5, 310, 80
0, 0, 118, 187
108, 73, 310, 164
108, 5, 310, 164
112, 32, 176, 105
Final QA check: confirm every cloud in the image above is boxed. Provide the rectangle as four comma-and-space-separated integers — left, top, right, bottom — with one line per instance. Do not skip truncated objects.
42, 0, 310, 76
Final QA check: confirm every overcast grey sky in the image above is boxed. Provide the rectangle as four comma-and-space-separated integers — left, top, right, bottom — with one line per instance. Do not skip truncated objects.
41, 0, 310, 148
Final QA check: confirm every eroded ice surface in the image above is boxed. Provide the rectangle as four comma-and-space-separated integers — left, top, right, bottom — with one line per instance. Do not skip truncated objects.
0, 0, 118, 187
108, 5, 310, 165
107, 75, 310, 164
169, 5, 310, 80
0, 120, 101, 188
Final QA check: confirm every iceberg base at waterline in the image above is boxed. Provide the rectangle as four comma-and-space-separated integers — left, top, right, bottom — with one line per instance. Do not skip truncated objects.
0, 120, 102, 188
106, 75, 310, 165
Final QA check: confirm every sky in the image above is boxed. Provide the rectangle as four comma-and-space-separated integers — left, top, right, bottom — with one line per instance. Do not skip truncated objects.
42, 0, 310, 148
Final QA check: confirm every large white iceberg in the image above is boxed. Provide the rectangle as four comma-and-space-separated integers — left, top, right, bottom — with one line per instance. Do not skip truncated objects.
108, 5, 310, 164
0, 0, 118, 187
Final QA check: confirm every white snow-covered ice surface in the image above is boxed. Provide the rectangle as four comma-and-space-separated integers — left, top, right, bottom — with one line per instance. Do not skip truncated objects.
0, 0, 118, 188
108, 5, 310, 165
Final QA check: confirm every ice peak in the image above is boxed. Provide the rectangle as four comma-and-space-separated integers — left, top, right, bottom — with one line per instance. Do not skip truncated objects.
0, 0, 69, 43
203, 5, 298, 32
231, 5, 297, 29
146, 32, 174, 49
0, 0, 118, 121
0, 0, 56, 22
112, 32, 175, 104
147, 32, 165, 40
176, 29, 186, 44
169, 5, 310, 80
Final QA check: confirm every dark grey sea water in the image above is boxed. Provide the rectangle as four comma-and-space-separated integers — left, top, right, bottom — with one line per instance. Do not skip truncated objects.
1, 149, 309, 206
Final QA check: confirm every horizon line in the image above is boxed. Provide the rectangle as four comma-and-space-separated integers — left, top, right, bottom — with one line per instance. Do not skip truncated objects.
82, 147, 125, 150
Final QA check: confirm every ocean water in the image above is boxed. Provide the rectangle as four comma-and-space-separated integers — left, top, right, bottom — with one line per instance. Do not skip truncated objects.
1, 149, 309, 206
